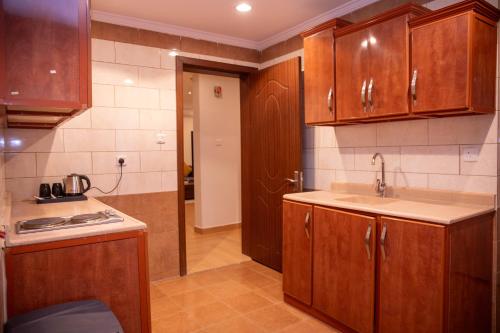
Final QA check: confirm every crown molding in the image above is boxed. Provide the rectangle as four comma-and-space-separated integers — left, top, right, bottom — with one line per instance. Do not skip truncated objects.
91, 10, 261, 49
91, 0, 379, 51
256, 0, 380, 49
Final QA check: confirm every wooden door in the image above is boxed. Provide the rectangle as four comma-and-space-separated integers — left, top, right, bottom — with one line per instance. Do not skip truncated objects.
378, 217, 446, 333
3, 0, 89, 108
313, 207, 376, 333
335, 28, 369, 121
304, 29, 335, 124
247, 58, 301, 271
282, 201, 312, 305
410, 14, 469, 113
367, 16, 410, 117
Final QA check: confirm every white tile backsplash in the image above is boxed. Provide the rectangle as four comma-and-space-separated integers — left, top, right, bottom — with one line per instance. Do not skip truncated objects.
92, 62, 139, 86
115, 86, 160, 109
63, 129, 116, 152
5, 153, 36, 178
401, 145, 459, 174
36, 152, 92, 177
115, 42, 161, 68
138, 67, 175, 89
91, 107, 140, 129
91, 39, 115, 63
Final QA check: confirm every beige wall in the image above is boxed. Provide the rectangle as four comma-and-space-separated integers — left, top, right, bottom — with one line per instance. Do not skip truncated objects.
193, 74, 242, 229
183, 114, 194, 166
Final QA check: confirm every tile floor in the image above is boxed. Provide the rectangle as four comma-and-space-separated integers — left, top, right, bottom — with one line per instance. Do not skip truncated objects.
185, 202, 251, 273
150, 261, 341, 333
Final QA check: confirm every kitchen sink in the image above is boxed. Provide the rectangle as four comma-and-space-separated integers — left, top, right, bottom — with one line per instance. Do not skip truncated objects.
336, 196, 398, 205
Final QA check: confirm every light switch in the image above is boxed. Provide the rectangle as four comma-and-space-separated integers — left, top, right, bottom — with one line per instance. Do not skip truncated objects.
156, 133, 166, 144
462, 147, 479, 162
215, 139, 223, 147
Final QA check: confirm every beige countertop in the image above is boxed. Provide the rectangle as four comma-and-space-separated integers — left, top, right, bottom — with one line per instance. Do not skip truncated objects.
284, 186, 496, 225
6, 197, 147, 247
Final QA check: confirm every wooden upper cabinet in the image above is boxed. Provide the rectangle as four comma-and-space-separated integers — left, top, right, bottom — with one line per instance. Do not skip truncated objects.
302, 19, 350, 125
336, 4, 429, 122
1, 0, 91, 128
282, 200, 313, 305
313, 207, 376, 333
378, 217, 446, 333
409, 1, 499, 114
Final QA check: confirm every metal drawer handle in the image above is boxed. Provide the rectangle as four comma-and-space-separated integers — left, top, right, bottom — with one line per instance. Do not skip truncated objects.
304, 211, 311, 239
380, 223, 387, 261
411, 69, 418, 104
367, 78, 374, 111
364, 224, 372, 260
10, 91, 19, 96
327, 88, 333, 112
361, 80, 367, 112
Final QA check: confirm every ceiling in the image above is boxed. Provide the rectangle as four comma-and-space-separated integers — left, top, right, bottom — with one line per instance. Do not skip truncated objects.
91, 0, 366, 49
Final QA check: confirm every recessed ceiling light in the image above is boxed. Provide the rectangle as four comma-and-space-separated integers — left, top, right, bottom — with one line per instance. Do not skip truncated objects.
236, 3, 252, 12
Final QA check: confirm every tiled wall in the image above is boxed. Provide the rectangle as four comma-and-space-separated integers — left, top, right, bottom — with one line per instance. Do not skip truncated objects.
4, 39, 257, 201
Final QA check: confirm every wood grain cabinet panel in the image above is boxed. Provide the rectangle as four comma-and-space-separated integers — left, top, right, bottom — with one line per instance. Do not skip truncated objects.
409, 2, 499, 115
0, 0, 91, 128
378, 217, 446, 333
282, 200, 313, 305
313, 207, 376, 333
302, 19, 350, 125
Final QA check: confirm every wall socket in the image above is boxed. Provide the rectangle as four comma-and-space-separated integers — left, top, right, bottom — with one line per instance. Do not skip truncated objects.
116, 155, 127, 166
462, 147, 479, 162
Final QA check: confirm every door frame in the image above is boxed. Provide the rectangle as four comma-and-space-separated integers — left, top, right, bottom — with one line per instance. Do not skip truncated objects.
175, 56, 257, 275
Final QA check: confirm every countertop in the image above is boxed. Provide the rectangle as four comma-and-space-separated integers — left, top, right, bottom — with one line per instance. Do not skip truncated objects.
284, 188, 496, 225
6, 197, 147, 247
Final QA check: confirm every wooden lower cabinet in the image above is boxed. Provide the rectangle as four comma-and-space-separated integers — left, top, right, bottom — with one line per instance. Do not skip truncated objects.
313, 207, 376, 333
283, 201, 313, 305
5, 230, 151, 333
378, 217, 446, 333
282, 201, 493, 333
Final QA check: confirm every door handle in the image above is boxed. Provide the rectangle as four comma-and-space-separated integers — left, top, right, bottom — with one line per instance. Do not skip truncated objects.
304, 211, 311, 239
285, 171, 303, 192
364, 224, 372, 260
411, 69, 418, 105
361, 80, 367, 112
380, 223, 387, 261
367, 78, 374, 111
327, 88, 333, 112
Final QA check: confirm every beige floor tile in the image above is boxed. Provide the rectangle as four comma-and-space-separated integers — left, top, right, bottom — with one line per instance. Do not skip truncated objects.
155, 276, 202, 296
280, 319, 342, 333
245, 304, 301, 331
198, 316, 267, 333
152, 311, 200, 333
186, 301, 239, 327
150, 295, 181, 319
254, 282, 284, 303
150, 284, 166, 301
221, 291, 273, 313
187, 269, 233, 286
171, 289, 217, 309
205, 280, 253, 299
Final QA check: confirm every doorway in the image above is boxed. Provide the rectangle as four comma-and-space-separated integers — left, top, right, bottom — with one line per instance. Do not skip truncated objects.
182, 71, 250, 273
176, 57, 301, 275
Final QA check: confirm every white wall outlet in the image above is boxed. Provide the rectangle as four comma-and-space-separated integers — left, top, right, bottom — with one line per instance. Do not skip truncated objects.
116, 155, 127, 166
156, 133, 166, 145
462, 147, 479, 162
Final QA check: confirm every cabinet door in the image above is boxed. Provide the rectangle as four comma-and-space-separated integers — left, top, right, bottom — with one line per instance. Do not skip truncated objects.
378, 217, 446, 333
283, 201, 313, 305
336, 29, 369, 121
410, 14, 469, 113
3, 0, 88, 107
367, 16, 410, 117
313, 207, 376, 333
304, 29, 335, 124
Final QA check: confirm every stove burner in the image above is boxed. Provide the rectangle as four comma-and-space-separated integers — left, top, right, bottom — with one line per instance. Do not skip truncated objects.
21, 217, 66, 230
70, 213, 102, 224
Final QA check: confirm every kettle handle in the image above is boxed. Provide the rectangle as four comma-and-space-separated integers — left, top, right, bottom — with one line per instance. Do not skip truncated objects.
79, 175, 91, 193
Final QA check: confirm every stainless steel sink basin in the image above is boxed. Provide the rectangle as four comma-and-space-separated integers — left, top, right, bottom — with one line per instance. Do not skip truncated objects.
336, 196, 397, 205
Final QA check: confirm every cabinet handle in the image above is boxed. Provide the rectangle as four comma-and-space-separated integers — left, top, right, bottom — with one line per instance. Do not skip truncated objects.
304, 211, 311, 239
380, 223, 387, 261
327, 88, 333, 112
367, 78, 374, 111
411, 69, 418, 104
364, 224, 372, 260
361, 80, 367, 112
49, 69, 57, 74
10, 91, 19, 96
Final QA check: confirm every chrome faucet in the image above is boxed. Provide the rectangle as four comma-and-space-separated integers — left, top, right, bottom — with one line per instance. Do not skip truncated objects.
371, 153, 386, 197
